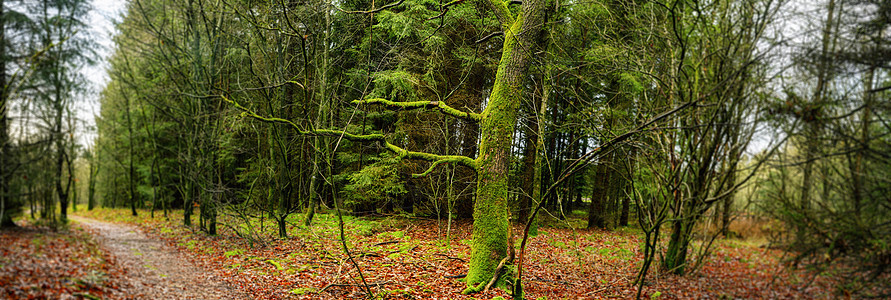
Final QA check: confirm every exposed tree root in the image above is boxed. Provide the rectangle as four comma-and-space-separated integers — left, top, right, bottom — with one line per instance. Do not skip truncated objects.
484, 256, 511, 292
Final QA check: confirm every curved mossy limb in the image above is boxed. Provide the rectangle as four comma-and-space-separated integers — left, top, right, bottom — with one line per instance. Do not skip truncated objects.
353, 98, 482, 121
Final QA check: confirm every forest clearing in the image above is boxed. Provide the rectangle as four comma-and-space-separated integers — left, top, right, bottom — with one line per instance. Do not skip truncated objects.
2, 208, 846, 299
1, 0, 889, 298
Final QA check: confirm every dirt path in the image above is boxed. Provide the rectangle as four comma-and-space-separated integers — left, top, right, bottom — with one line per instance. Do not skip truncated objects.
70, 216, 245, 299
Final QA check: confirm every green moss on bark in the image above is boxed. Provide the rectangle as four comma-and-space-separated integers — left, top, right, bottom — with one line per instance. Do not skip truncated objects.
464, 16, 525, 292
663, 219, 691, 274
465, 165, 511, 291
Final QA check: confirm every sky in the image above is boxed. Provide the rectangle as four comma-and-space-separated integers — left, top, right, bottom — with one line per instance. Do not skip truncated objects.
77, 0, 127, 147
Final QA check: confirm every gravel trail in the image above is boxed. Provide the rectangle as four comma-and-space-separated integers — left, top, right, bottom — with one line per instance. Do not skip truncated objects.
70, 216, 245, 299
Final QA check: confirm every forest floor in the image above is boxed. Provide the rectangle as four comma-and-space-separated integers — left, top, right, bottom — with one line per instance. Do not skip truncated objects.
0, 217, 132, 299
1, 214, 244, 299
4, 208, 840, 299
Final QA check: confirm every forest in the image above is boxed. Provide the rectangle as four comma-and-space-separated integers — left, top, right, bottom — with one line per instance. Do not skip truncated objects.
1, 0, 889, 298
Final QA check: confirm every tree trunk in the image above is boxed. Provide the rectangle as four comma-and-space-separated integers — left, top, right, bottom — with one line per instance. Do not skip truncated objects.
618, 147, 633, 227
851, 61, 874, 220
149, 150, 158, 218
305, 157, 319, 226
528, 63, 550, 224
797, 0, 836, 241
0, 0, 14, 228
663, 217, 692, 274
608, 158, 624, 225
588, 154, 610, 229
88, 156, 98, 210
54, 82, 68, 223
518, 109, 539, 223
305, 0, 331, 227
71, 178, 77, 212
125, 86, 138, 217
720, 193, 732, 236
465, 0, 545, 290
29, 182, 34, 220
182, 149, 193, 226
619, 193, 630, 227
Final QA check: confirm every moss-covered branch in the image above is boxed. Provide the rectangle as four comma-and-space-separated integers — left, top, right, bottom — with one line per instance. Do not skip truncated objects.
225, 96, 478, 172
409, 157, 477, 178
353, 98, 482, 122
382, 142, 477, 173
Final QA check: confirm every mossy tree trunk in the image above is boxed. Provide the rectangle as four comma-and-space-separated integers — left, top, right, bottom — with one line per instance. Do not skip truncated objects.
663, 215, 693, 274
463, 0, 545, 292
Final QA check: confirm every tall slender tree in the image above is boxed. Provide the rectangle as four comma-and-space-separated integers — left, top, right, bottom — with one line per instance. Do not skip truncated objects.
0, 0, 12, 227
28, 0, 94, 223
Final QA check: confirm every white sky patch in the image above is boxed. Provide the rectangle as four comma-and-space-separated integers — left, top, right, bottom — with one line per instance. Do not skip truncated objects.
77, 0, 126, 148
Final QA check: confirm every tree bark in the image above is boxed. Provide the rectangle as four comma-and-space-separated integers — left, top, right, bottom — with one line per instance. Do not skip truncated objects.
464, 0, 546, 292
125, 83, 138, 217
88, 154, 99, 210
587, 159, 609, 229
518, 109, 539, 223
663, 217, 692, 274
0, 0, 14, 228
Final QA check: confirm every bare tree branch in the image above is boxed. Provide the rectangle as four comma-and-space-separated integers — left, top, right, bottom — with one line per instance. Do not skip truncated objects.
474, 31, 503, 44
868, 85, 891, 94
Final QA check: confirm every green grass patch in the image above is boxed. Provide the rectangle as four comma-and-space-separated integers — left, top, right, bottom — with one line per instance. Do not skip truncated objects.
379, 230, 405, 240
289, 287, 317, 295
224, 249, 244, 258
594, 247, 634, 262
180, 240, 198, 250
266, 259, 284, 270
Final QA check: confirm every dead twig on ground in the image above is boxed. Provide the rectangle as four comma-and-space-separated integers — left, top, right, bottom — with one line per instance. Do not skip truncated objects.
320, 281, 391, 293
433, 253, 466, 262
373, 240, 399, 246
